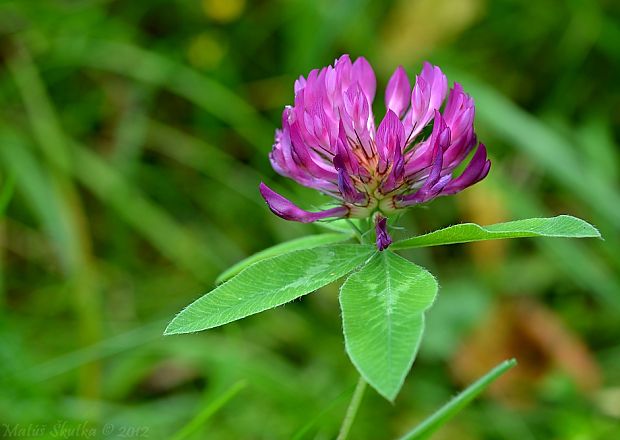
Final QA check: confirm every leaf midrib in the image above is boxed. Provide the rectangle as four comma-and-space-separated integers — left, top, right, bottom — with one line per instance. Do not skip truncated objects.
383, 252, 394, 391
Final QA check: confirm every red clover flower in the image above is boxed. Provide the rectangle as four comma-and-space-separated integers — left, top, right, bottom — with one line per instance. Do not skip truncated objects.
259, 55, 491, 250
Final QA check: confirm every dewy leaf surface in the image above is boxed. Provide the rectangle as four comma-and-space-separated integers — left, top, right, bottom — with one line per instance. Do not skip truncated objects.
340, 251, 438, 401
165, 244, 373, 335
392, 215, 600, 250
215, 233, 352, 284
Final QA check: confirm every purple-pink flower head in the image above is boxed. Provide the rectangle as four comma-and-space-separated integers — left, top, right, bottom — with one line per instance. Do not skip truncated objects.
260, 55, 490, 250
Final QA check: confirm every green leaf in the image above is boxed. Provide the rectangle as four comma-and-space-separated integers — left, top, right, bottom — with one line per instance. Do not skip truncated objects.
392, 215, 601, 250
340, 251, 438, 401
397, 359, 517, 440
165, 244, 374, 335
215, 233, 352, 284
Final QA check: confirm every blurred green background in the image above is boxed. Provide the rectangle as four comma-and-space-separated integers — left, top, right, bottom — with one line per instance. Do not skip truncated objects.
0, 0, 619, 438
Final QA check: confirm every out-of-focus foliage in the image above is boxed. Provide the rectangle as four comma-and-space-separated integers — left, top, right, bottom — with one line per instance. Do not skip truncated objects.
0, 0, 618, 439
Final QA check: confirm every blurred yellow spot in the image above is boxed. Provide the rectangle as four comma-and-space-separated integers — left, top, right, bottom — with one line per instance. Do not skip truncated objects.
458, 178, 508, 270
202, 0, 246, 23
187, 33, 225, 70
596, 387, 620, 418
379, 0, 484, 69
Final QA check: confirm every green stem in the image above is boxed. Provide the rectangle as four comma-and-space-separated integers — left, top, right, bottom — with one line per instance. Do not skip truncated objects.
336, 375, 367, 440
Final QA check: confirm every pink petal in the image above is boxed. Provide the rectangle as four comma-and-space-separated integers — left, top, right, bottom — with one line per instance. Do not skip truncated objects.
441, 144, 491, 195
385, 66, 411, 118
376, 110, 405, 173
352, 56, 377, 103
409, 62, 448, 139
259, 183, 348, 223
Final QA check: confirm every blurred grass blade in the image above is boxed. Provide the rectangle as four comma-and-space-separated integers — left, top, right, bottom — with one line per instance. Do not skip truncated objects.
6, 42, 226, 279
216, 233, 353, 284
577, 117, 618, 184
6, 42, 91, 272
0, 134, 74, 265
7, 41, 72, 172
28, 321, 166, 381
291, 387, 353, 440
392, 215, 601, 250
1, 122, 221, 282
397, 359, 517, 440
0, 172, 15, 216
73, 145, 222, 280
147, 120, 268, 205
53, 37, 273, 153
171, 380, 247, 440
165, 244, 374, 335
5, 42, 103, 399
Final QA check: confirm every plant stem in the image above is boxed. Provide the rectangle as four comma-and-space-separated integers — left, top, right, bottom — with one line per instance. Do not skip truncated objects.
336, 375, 367, 440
